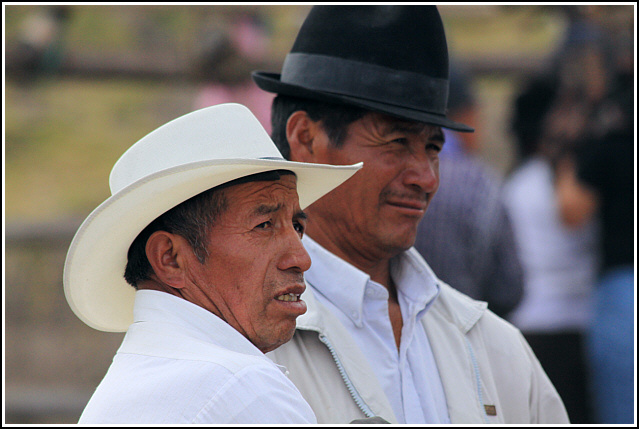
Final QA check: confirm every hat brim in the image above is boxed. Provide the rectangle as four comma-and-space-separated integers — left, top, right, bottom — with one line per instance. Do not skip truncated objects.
64, 158, 361, 332
252, 71, 474, 133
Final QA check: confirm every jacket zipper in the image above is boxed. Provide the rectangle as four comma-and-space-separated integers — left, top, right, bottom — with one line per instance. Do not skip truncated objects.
318, 333, 375, 418
465, 337, 489, 423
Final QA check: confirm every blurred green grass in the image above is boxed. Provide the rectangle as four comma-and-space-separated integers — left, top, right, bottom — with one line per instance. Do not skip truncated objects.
441, 5, 564, 57
5, 78, 196, 222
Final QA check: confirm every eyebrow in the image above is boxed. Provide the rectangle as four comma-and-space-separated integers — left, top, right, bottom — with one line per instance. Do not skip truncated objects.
254, 203, 283, 216
253, 203, 308, 221
433, 129, 446, 144
384, 122, 445, 142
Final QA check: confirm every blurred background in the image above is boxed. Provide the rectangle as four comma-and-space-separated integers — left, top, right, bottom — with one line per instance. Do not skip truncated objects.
3, 4, 635, 424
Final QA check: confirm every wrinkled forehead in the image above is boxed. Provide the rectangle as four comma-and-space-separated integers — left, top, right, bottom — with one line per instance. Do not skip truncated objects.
222, 173, 301, 213
362, 111, 444, 140
217, 169, 296, 191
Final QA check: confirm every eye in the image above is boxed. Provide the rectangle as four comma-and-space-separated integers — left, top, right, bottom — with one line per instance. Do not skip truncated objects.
390, 137, 409, 145
255, 220, 272, 230
426, 140, 444, 153
293, 221, 305, 236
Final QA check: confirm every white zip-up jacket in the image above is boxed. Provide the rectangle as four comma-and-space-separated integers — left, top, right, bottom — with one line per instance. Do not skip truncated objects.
268, 275, 569, 424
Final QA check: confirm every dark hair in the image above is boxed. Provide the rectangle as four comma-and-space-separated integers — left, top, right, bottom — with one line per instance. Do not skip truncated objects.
123, 169, 294, 288
511, 75, 559, 163
270, 95, 368, 160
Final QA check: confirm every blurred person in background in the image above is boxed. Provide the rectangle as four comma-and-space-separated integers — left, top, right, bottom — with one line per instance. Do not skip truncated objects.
504, 75, 598, 424
552, 7, 634, 423
252, 5, 568, 424
506, 6, 634, 423
10, 5, 71, 83
192, 11, 275, 133
414, 60, 524, 318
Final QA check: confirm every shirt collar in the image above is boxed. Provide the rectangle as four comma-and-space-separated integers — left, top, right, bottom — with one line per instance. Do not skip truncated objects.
302, 236, 440, 326
132, 289, 266, 360
391, 248, 441, 322
303, 235, 369, 327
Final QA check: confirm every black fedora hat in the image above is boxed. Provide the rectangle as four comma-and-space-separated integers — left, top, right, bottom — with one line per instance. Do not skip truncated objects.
253, 5, 473, 132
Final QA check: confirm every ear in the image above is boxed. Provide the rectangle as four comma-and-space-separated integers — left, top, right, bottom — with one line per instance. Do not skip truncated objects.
145, 231, 190, 289
286, 110, 322, 162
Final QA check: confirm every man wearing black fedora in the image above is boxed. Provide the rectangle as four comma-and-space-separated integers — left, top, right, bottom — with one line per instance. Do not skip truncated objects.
252, 6, 569, 424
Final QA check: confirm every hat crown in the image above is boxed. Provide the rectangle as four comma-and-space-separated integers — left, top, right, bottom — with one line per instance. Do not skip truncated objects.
291, 6, 448, 79
109, 104, 281, 195
252, 5, 474, 132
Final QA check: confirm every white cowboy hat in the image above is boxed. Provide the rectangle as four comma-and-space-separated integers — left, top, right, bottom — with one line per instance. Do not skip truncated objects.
64, 103, 362, 332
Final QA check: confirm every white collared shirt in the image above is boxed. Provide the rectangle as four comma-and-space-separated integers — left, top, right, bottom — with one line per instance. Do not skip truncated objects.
303, 236, 450, 424
79, 290, 316, 424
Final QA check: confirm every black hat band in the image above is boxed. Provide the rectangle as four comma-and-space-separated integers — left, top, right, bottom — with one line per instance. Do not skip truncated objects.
281, 53, 449, 115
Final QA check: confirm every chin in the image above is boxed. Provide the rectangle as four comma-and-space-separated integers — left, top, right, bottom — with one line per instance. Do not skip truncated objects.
381, 230, 418, 253
258, 327, 297, 354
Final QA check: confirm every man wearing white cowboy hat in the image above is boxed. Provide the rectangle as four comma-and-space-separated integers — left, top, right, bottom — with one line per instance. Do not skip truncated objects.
252, 5, 569, 424
63, 103, 362, 423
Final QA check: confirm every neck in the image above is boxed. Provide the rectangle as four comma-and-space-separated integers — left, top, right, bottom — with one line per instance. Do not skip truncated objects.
306, 229, 404, 350
136, 277, 182, 297
307, 228, 394, 291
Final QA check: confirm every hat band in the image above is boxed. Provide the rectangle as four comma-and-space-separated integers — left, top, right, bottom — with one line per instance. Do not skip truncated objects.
281, 52, 449, 115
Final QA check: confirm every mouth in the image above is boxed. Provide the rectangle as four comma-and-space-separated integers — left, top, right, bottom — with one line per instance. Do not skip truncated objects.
275, 293, 302, 302
274, 283, 306, 304
274, 287, 308, 316
386, 199, 428, 214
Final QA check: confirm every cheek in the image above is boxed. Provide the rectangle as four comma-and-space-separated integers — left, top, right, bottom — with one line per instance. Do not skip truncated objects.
331, 167, 389, 213
362, 163, 402, 195
223, 265, 268, 299
222, 281, 270, 331
203, 253, 266, 299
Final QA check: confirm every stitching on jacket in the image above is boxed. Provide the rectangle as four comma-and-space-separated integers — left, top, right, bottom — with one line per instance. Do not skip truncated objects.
465, 337, 489, 424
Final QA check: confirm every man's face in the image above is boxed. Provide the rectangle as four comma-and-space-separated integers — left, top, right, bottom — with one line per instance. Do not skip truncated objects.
305, 112, 443, 260
184, 174, 311, 353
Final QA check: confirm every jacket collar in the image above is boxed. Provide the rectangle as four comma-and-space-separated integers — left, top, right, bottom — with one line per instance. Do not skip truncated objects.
425, 280, 487, 334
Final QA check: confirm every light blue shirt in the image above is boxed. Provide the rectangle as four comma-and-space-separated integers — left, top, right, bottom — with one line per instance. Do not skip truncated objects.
302, 236, 450, 424
79, 290, 316, 424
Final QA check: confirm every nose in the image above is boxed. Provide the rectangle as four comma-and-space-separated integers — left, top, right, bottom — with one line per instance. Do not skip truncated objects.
403, 151, 439, 193
278, 228, 312, 273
